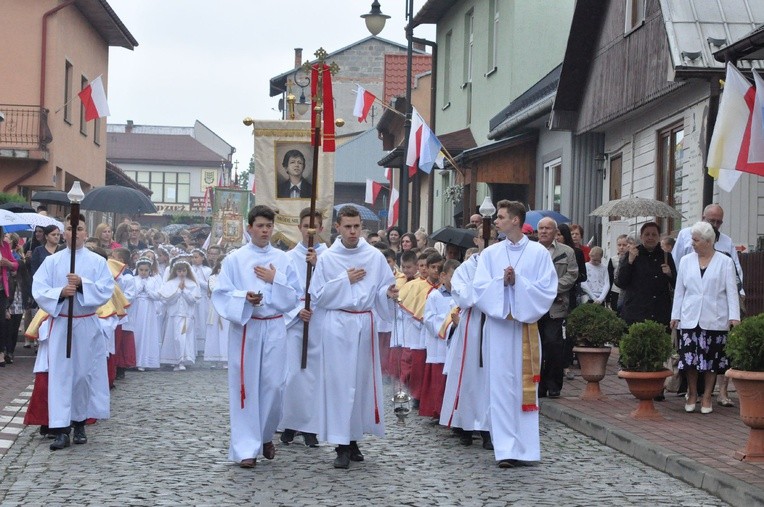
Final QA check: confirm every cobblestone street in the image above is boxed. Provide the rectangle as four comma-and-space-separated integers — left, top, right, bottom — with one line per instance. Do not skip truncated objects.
0, 366, 728, 506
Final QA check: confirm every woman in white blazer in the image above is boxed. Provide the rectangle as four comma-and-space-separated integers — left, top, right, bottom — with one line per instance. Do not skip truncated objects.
670, 222, 740, 415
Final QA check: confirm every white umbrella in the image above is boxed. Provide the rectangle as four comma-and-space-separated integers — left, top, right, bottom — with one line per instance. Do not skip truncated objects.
0, 209, 29, 227
15, 212, 65, 230
589, 197, 683, 220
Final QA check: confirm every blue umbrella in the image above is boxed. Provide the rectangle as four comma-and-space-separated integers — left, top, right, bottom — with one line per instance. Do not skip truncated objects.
524, 210, 571, 230
333, 203, 379, 221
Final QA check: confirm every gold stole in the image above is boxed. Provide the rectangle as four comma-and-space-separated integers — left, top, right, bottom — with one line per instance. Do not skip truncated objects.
398, 278, 437, 321
518, 319, 541, 412
438, 306, 460, 339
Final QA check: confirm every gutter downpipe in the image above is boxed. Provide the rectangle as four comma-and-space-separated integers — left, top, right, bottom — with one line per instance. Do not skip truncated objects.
4, 1, 76, 193
702, 67, 724, 209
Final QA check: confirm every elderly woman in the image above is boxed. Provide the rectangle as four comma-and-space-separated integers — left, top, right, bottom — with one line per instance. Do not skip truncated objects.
670, 222, 740, 414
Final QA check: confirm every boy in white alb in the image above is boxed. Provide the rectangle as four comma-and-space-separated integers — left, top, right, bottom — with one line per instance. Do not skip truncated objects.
581, 246, 610, 305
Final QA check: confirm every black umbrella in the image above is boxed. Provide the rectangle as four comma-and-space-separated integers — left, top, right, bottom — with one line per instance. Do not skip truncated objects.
31, 190, 70, 205
81, 185, 157, 214
0, 202, 35, 212
429, 226, 476, 249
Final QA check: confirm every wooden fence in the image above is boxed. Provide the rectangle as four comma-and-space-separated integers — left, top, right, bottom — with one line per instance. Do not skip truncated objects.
740, 251, 764, 318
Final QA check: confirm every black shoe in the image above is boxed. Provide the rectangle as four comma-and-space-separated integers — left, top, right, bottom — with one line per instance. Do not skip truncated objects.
481, 431, 494, 450
39, 425, 49, 437
303, 433, 319, 448
333, 446, 350, 469
50, 433, 70, 451
280, 429, 295, 444
5, 354, 12, 365
72, 424, 87, 445
349, 441, 364, 462
460, 430, 474, 446
412, 398, 420, 410
115, 368, 125, 380
653, 394, 666, 402
548, 390, 561, 399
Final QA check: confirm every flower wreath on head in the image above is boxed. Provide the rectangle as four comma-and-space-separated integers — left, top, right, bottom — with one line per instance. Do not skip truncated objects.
190, 248, 207, 259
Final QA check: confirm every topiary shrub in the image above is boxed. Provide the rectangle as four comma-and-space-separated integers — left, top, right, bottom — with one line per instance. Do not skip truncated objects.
619, 320, 673, 372
567, 303, 627, 348
726, 313, 764, 372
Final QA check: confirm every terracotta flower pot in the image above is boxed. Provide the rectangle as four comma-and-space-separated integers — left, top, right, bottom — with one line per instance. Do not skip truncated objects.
725, 369, 764, 462
572, 346, 611, 400
617, 369, 672, 420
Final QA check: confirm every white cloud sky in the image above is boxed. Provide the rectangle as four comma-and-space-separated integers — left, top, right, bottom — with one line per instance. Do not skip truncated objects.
107, 0, 435, 172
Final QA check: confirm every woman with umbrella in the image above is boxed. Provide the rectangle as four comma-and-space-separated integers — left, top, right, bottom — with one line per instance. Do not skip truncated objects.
23, 226, 45, 259
31, 225, 62, 276
0, 227, 19, 367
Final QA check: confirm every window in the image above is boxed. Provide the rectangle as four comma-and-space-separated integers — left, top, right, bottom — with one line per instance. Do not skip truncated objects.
94, 117, 101, 146
625, 0, 646, 33
543, 158, 562, 212
463, 10, 474, 85
656, 122, 684, 233
127, 171, 191, 204
443, 30, 452, 107
463, 9, 474, 125
487, 0, 499, 74
80, 75, 88, 135
64, 61, 73, 124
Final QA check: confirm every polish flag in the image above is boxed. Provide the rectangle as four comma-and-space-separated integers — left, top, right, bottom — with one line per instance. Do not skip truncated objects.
353, 85, 376, 122
78, 75, 110, 121
384, 167, 392, 182
217, 169, 225, 187
248, 173, 256, 194
364, 178, 383, 204
707, 64, 760, 191
406, 107, 445, 177
746, 69, 764, 175
387, 186, 399, 228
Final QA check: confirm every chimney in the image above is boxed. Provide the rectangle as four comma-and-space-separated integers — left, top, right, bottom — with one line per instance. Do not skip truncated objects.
126, 120, 134, 133
294, 48, 303, 69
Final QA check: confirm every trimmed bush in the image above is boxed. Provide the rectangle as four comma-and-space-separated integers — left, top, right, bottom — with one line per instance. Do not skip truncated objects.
726, 313, 764, 372
566, 303, 626, 348
619, 320, 673, 372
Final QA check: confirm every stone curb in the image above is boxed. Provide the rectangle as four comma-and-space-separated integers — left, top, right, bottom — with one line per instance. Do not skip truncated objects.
540, 400, 764, 507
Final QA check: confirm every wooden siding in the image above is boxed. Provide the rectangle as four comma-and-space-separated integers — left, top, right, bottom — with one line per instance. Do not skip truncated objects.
476, 144, 535, 184
575, 0, 683, 133
739, 252, 764, 318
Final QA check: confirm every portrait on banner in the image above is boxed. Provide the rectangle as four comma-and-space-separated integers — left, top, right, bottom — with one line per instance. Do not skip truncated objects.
276, 143, 314, 199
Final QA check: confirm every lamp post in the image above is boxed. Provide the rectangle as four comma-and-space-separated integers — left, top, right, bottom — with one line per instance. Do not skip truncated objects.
66, 180, 85, 359
478, 195, 496, 251
362, 0, 414, 233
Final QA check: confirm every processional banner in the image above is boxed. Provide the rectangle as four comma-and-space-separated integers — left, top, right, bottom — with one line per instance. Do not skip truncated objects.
252, 119, 334, 247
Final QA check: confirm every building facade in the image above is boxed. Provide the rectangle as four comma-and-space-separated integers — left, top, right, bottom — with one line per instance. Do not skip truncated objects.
0, 0, 136, 197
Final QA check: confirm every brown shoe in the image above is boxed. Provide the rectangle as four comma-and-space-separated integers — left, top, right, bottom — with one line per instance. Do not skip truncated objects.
263, 442, 276, 460
239, 458, 256, 468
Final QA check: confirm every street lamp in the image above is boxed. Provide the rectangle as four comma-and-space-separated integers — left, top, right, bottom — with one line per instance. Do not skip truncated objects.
361, 0, 390, 36
362, 0, 414, 233
478, 195, 496, 250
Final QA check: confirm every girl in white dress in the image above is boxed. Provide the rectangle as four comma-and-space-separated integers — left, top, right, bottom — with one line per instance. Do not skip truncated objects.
132, 258, 163, 370
159, 259, 201, 371
190, 249, 212, 357
203, 256, 228, 367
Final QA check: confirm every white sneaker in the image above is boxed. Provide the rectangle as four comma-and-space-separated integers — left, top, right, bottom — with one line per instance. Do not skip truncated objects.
172, 366, 181, 372
178, 364, 186, 371
137, 367, 145, 372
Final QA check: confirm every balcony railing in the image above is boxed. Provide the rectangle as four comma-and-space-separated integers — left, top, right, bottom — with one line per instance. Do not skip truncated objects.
0, 105, 52, 155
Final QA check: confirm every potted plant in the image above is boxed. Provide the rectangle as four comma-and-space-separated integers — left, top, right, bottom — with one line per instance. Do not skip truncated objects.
725, 313, 764, 462
617, 320, 673, 420
567, 304, 626, 400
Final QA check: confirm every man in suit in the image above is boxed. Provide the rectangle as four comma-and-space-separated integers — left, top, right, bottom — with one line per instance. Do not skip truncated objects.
277, 149, 313, 199
535, 217, 578, 398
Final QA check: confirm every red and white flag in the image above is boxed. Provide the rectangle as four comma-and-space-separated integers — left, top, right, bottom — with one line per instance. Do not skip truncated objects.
387, 186, 399, 228
706, 64, 764, 191
248, 173, 256, 194
747, 69, 764, 175
364, 178, 383, 204
78, 75, 110, 121
384, 167, 392, 182
353, 85, 376, 123
406, 107, 444, 177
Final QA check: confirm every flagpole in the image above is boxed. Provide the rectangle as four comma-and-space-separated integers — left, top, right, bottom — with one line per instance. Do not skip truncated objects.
301, 48, 339, 370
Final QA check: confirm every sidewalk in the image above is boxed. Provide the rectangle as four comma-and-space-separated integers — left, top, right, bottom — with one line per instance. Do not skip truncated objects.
541, 349, 764, 507
0, 344, 36, 457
